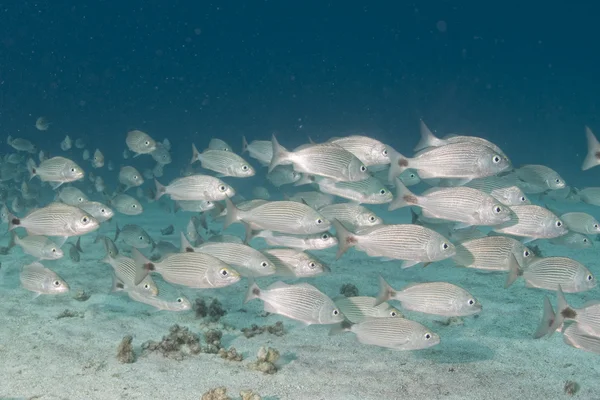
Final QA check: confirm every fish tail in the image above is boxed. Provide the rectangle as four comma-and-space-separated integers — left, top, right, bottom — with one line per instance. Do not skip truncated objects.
410, 208, 421, 225
179, 232, 194, 252
111, 275, 126, 292
388, 178, 419, 211
328, 320, 353, 336
268, 134, 290, 173
504, 253, 521, 288
244, 279, 261, 303
332, 219, 356, 259
190, 143, 201, 164
386, 145, 410, 183
547, 285, 570, 336
241, 136, 249, 154
7, 210, 19, 232
154, 178, 166, 200
374, 275, 396, 306
533, 296, 556, 339
582, 126, 600, 171
414, 120, 444, 151
74, 237, 83, 253
244, 225, 258, 244
131, 248, 152, 285
114, 222, 121, 242
223, 198, 241, 229
293, 174, 315, 187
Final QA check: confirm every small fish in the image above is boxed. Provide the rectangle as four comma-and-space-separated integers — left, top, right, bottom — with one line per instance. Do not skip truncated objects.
155, 175, 234, 201
377, 277, 482, 317
464, 176, 530, 206
317, 203, 382, 231
152, 163, 163, 178
453, 236, 536, 272
554, 211, 600, 235
245, 280, 344, 325
132, 248, 240, 289
56, 186, 88, 205
122, 149, 130, 159
493, 205, 567, 240
310, 176, 393, 204
119, 166, 144, 191
516, 165, 566, 191
126, 130, 157, 156
262, 248, 330, 278
506, 255, 595, 293
20, 262, 69, 295
252, 186, 270, 200
110, 194, 143, 215
161, 224, 174, 235
191, 145, 255, 177
579, 187, 600, 206
82, 149, 90, 161
67, 238, 82, 262
224, 198, 331, 235
126, 287, 191, 312
326, 135, 390, 166
76, 201, 114, 223
329, 317, 440, 350
102, 253, 159, 296
28, 156, 84, 188
208, 138, 232, 152
242, 136, 272, 165
115, 223, 154, 249
75, 138, 86, 149
267, 165, 302, 187
60, 135, 72, 151
8, 202, 99, 237
174, 200, 215, 213
269, 135, 370, 182
285, 191, 335, 209
34, 116, 50, 130
7, 135, 37, 153
562, 323, 600, 355
10, 232, 64, 260
250, 230, 337, 251
150, 143, 172, 165
334, 296, 402, 323
92, 149, 104, 168
549, 232, 592, 249
333, 220, 455, 268
390, 179, 513, 228
94, 176, 106, 193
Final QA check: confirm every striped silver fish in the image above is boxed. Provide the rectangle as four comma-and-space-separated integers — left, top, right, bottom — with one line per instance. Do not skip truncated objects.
506, 256, 595, 293
318, 203, 382, 231
549, 232, 592, 249
563, 323, 600, 355
126, 130, 157, 156
245, 281, 344, 325
464, 176, 530, 206
114, 223, 154, 249
156, 174, 235, 201
579, 187, 600, 206
312, 176, 392, 204
452, 236, 536, 271
132, 248, 240, 289
286, 191, 335, 209
242, 137, 272, 165
11, 232, 64, 260
557, 212, 600, 235
387, 141, 511, 182
250, 230, 337, 251
28, 156, 84, 187
119, 166, 144, 190
333, 220, 455, 268
330, 317, 440, 350
377, 277, 482, 317
20, 262, 69, 295
175, 199, 216, 213
262, 248, 329, 278
110, 194, 143, 215
76, 201, 114, 222
208, 138, 232, 152
516, 164, 566, 191
269, 135, 370, 182
191, 145, 255, 177
390, 180, 513, 227
334, 296, 402, 323
8, 202, 99, 237
56, 186, 88, 205
541, 286, 600, 338
224, 199, 330, 235
103, 253, 159, 296
493, 205, 567, 240
128, 290, 191, 312
326, 135, 390, 166
267, 165, 301, 187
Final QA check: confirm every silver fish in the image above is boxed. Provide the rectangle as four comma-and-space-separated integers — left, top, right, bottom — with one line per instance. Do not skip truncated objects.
317, 203, 382, 231
126, 130, 157, 156
563, 323, 600, 355
155, 175, 235, 201
286, 191, 335, 209
250, 230, 337, 251
119, 166, 144, 190
28, 156, 84, 188
7, 135, 37, 153
20, 262, 69, 295
579, 187, 600, 206
103, 253, 159, 296
326, 135, 390, 166
11, 232, 64, 260
245, 281, 344, 325
56, 186, 88, 205
516, 164, 566, 191
453, 236, 536, 271
115, 223, 154, 249
262, 248, 329, 278
242, 137, 272, 166
493, 205, 567, 240
8, 202, 99, 237
549, 232, 592, 249
126, 288, 191, 312
267, 165, 301, 187
174, 200, 215, 213
377, 277, 482, 317
540, 286, 600, 338
92, 149, 104, 168
208, 138, 232, 152
151, 143, 172, 165
555, 212, 600, 235
76, 201, 114, 223
582, 126, 600, 171
334, 296, 402, 323
464, 176, 530, 206
191, 145, 255, 177
110, 194, 143, 215
311, 176, 393, 204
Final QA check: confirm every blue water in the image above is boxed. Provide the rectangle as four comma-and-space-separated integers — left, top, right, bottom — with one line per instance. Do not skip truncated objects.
3, 2, 600, 399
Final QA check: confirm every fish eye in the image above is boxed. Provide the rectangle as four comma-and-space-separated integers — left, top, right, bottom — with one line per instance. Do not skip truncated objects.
144, 140, 150, 145
316, 218, 323, 224
410, 173, 416, 178
144, 284, 150, 289
139, 235, 144, 240
51, 248, 57, 253
379, 189, 387, 195
555, 179, 561, 184
81, 216, 89, 224
132, 204, 137, 208
494, 206, 502, 213
53, 280, 61, 286
492, 155, 501, 164
556, 220, 562, 227
523, 250, 531, 257
360, 165, 367, 172
584, 238, 589, 243
101, 208, 106, 213
218, 185, 226, 192
133, 175, 138, 179
321, 233, 329, 239
368, 215, 376, 222
70, 168, 76, 172
520, 196, 526, 202
468, 299, 475, 305
587, 274, 594, 281
242, 165, 249, 171
382, 149, 388, 156
390, 311, 397, 317
442, 242, 449, 250
595, 224, 599, 229
424, 333, 432, 340
177, 298, 184, 303
332, 309, 339, 316
220, 268, 229, 276
308, 262, 316, 268
260, 261, 268, 268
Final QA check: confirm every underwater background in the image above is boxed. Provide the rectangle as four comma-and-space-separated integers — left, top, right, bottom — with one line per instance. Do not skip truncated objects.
2, 2, 600, 399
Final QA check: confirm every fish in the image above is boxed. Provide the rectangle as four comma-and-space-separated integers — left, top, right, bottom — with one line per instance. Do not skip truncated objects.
174, 200, 215, 213
56, 186, 88, 205
191, 145, 255, 177
67, 238, 82, 262
267, 165, 301, 187
333, 219, 455, 268
262, 248, 330, 278
583, 126, 600, 171
269, 135, 370, 182
208, 138, 232, 152
452, 236, 536, 271
334, 296, 402, 323
126, 287, 191, 312
94, 176, 106, 193
35, 116, 50, 131
20, 262, 69, 295
110, 194, 143, 215
562, 323, 600, 355
415, 120, 508, 157
515, 165, 566, 191
224, 198, 331, 235
249, 230, 338, 251
551, 211, 600, 235
252, 186, 271, 200
538, 286, 600, 338
114, 223, 155, 249
76, 201, 114, 223
493, 205, 567, 240
377, 276, 482, 317
579, 187, 600, 206
463, 176, 530, 206
242, 137, 272, 165
317, 203, 382, 231
387, 141, 511, 183
10, 232, 64, 260
126, 130, 157, 156
75, 138, 86, 149
329, 317, 440, 350
92, 149, 104, 168
325, 135, 390, 166
549, 232, 592, 249
102, 252, 159, 296
155, 175, 235, 201
182, 236, 276, 277
28, 156, 84, 188
119, 166, 144, 191
150, 143, 172, 165
7, 136, 37, 153
245, 280, 344, 325
506, 255, 596, 293
161, 225, 174, 235
8, 202, 99, 237
310, 176, 393, 204
132, 248, 240, 289
390, 180, 513, 228
60, 135, 72, 151
82, 149, 90, 161
285, 191, 335, 209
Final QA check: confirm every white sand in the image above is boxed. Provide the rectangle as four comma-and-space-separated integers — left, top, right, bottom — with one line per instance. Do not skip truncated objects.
2, 201, 600, 400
